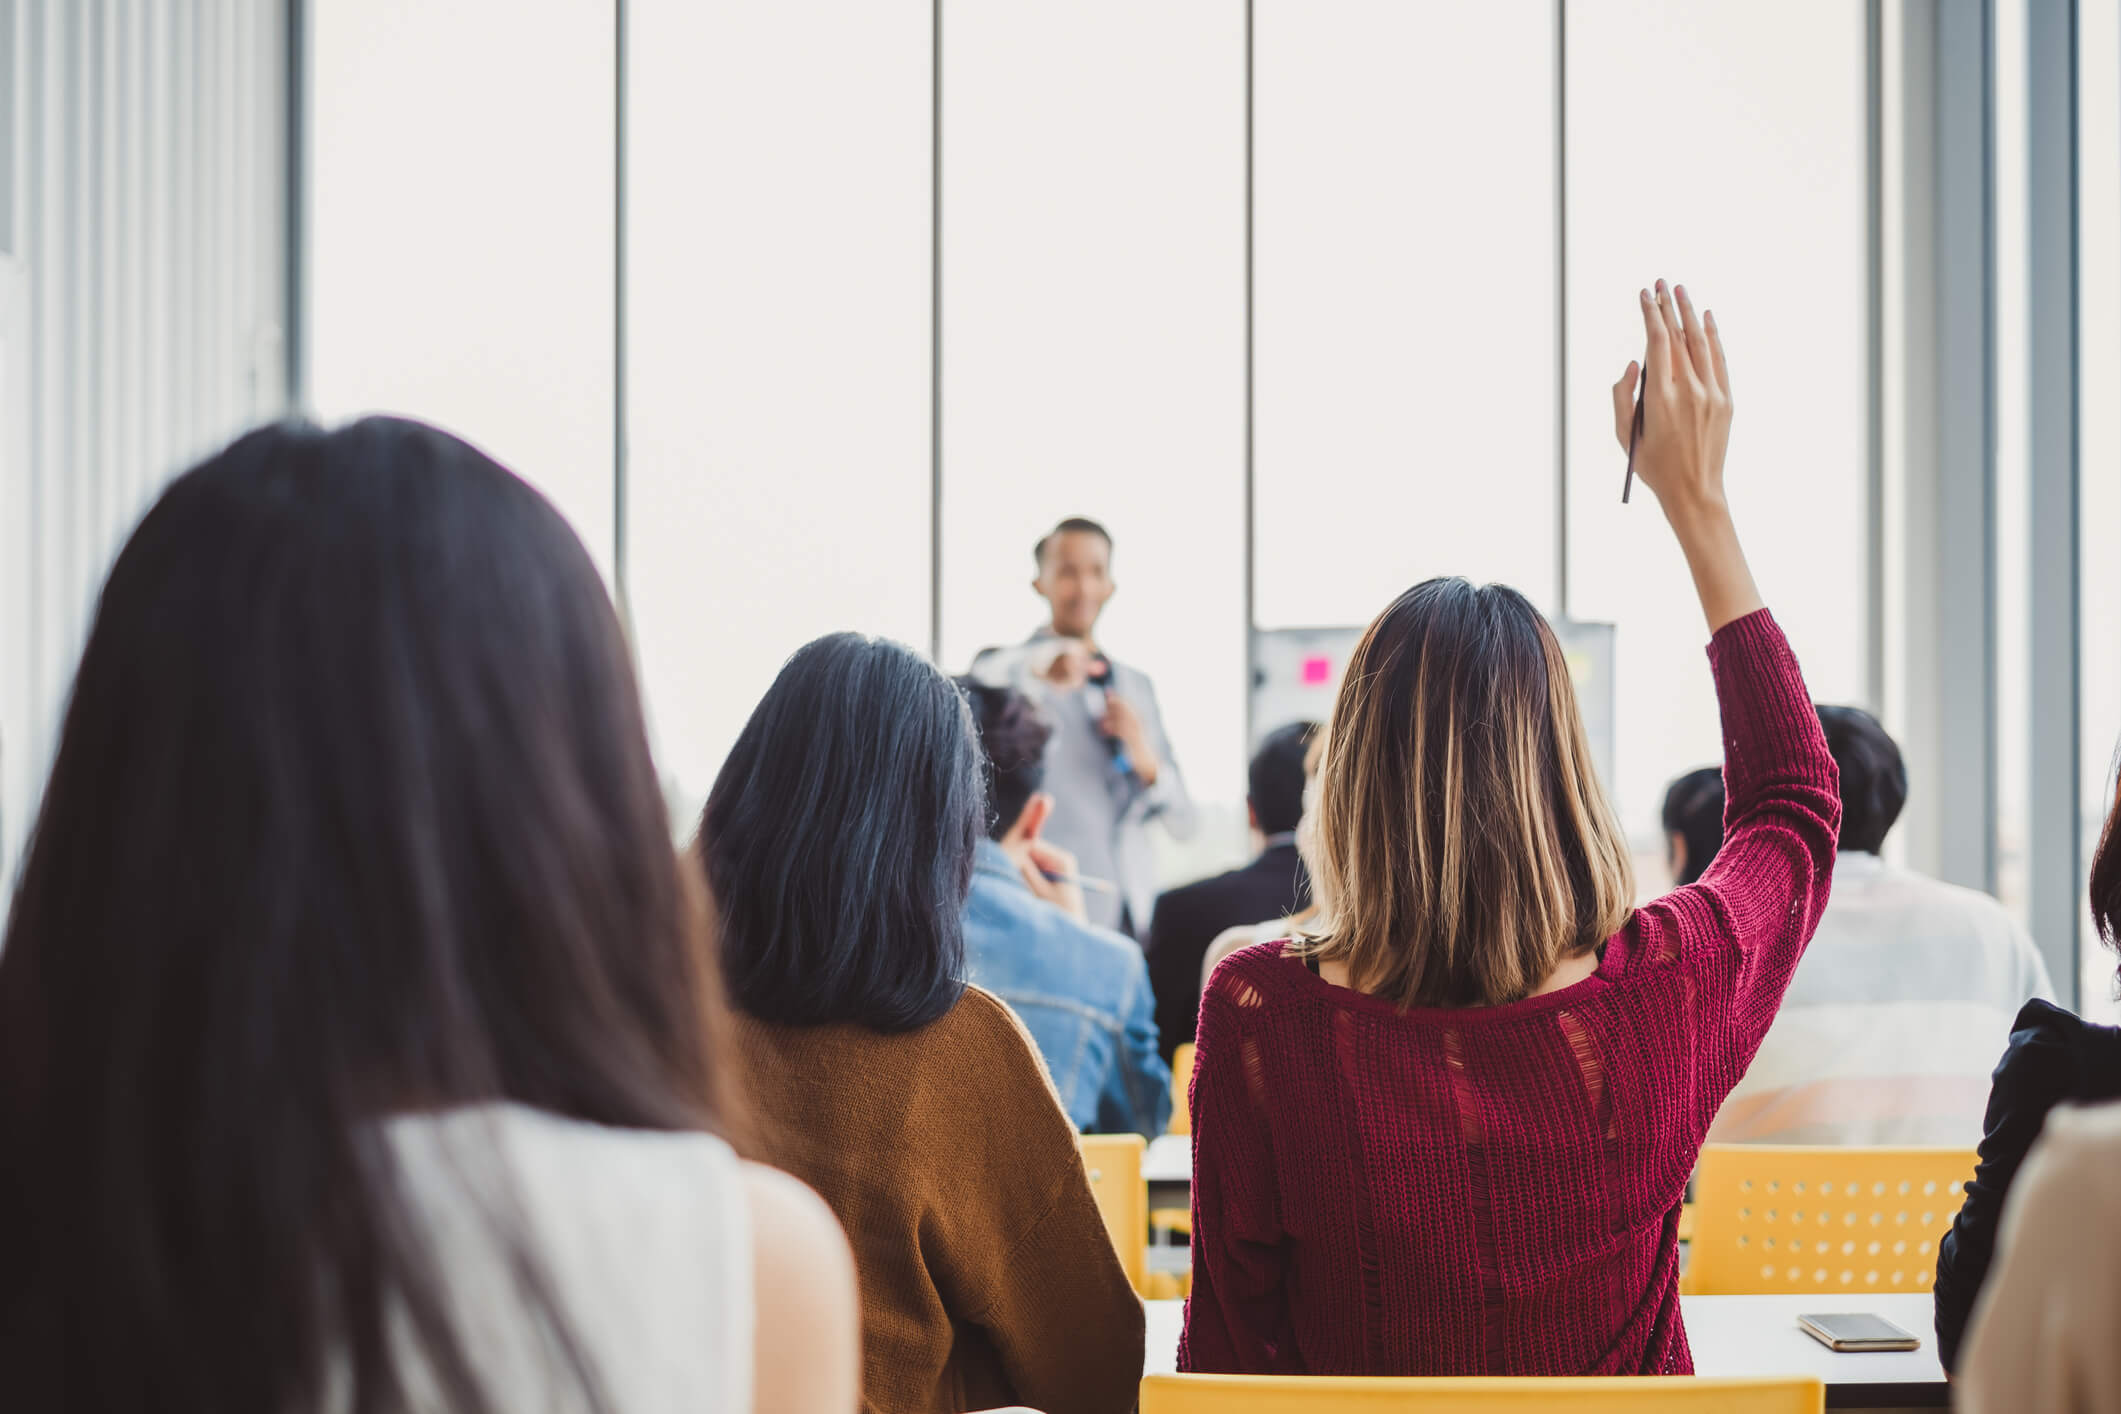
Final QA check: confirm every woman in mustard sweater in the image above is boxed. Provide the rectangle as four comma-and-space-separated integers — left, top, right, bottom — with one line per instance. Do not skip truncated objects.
700, 632, 1144, 1414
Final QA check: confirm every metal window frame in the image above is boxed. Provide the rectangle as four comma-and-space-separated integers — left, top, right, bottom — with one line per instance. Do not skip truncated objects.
1554, 0, 1570, 624
1894, 0, 2001, 901
285, 0, 305, 412
930, 0, 944, 664
2027, 0, 2082, 1000
613, 0, 628, 608
1889, 0, 2081, 1003
1242, 0, 1255, 748
1869, 0, 1889, 715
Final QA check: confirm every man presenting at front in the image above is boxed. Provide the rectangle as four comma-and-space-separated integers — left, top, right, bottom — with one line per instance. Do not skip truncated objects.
982, 517, 1194, 939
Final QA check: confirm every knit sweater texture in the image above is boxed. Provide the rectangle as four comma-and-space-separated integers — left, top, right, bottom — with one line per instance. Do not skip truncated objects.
1179, 608, 1839, 1377
733, 986, 1144, 1414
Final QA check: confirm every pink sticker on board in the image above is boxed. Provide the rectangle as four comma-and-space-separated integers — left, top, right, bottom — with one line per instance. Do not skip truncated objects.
1300, 655, 1333, 686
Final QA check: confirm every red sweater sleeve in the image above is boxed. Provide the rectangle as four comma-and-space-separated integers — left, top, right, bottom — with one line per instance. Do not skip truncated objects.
1179, 965, 1298, 1374
1628, 608, 1841, 1135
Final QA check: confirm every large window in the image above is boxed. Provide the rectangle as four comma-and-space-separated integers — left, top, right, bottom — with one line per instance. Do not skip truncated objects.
623, 0, 933, 821
1564, 0, 1870, 859
302, 2, 1900, 903
937, 1, 1250, 872
1252, 0, 1559, 628
307, 0, 616, 574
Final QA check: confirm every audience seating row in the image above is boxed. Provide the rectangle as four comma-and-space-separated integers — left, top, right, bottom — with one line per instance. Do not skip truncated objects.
1685, 1146, 1974, 1296
1089, 1125, 1975, 1303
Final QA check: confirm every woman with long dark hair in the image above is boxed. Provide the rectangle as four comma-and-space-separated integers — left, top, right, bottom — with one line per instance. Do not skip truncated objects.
1181, 284, 1843, 1376
703, 633, 1143, 1414
0, 418, 856, 1413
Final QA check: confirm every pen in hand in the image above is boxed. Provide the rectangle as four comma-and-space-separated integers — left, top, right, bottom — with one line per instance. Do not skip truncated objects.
1623, 365, 1646, 504
1040, 869, 1119, 895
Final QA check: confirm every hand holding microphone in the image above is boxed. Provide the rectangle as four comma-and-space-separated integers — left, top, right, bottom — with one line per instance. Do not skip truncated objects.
1019, 635, 1161, 786
1089, 660, 1160, 788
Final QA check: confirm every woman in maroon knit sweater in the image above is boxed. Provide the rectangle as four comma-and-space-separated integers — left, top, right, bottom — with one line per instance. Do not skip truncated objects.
1180, 283, 1841, 1378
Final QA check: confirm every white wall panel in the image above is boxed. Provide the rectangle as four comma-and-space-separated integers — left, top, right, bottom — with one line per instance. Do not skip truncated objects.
306, 0, 616, 578
939, 0, 1249, 871
1253, 0, 1558, 628
624, 0, 933, 824
1565, 0, 1869, 849
0, 0, 286, 882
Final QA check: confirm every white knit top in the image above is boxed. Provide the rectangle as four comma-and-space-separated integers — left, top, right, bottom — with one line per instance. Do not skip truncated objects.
351, 1102, 753, 1413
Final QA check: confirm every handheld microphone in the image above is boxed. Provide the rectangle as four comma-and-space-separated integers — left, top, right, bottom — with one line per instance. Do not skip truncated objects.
1086, 655, 1135, 776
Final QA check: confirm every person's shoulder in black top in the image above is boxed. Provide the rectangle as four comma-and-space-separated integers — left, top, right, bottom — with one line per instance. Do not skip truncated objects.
1934, 997, 2121, 1370
1144, 842, 1307, 1063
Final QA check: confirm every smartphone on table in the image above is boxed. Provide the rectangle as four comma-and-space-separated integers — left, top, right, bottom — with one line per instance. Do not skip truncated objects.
1797, 1312, 1922, 1352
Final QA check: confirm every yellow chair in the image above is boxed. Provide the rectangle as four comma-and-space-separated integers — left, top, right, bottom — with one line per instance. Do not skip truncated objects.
1080, 1133, 1147, 1295
1143, 1269, 1190, 1300
1169, 1042, 1197, 1136
1140, 1374, 1821, 1413
1153, 1044, 1198, 1240
1683, 1143, 1975, 1296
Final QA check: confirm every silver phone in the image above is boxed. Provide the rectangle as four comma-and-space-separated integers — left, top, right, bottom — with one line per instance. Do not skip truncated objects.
1797, 1312, 1921, 1352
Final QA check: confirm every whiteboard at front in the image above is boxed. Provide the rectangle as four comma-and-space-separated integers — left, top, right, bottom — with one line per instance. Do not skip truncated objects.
1249, 620, 1617, 804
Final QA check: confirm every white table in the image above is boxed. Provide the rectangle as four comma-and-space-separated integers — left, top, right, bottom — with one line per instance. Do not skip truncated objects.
1143, 1133, 1190, 1184
1144, 1294, 1945, 1408
1684, 1294, 1943, 1407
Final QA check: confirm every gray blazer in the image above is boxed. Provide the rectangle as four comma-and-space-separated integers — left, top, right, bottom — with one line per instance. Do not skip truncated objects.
979, 631, 1196, 935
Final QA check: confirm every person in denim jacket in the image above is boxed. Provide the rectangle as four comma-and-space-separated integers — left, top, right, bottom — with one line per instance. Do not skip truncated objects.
957, 677, 1172, 1137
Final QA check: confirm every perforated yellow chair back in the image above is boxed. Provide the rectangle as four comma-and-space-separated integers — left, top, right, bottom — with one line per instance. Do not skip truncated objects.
1169, 1043, 1197, 1135
1139, 1374, 1822, 1413
1079, 1133, 1147, 1294
1684, 1143, 1975, 1295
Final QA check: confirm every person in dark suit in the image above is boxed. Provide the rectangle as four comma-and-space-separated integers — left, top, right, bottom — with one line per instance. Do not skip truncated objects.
1144, 720, 1317, 1062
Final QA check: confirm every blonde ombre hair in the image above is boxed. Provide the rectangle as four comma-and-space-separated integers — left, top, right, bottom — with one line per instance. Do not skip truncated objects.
1296, 578, 1634, 1008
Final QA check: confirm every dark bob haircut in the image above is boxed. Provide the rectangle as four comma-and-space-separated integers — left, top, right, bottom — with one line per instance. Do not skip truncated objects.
1661, 766, 1727, 887
957, 677, 1053, 841
1250, 721, 1320, 838
0, 418, 728, 1414
703, 633, 983, 1032
1815, 704, 1907, 854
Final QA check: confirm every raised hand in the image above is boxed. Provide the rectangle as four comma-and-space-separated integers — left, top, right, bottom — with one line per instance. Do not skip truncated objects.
1611, 281, 1762, 634
1610, 280, 1733, 519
